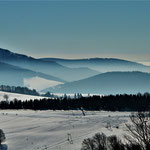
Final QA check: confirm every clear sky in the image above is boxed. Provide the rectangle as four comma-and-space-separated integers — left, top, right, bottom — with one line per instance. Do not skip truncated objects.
0, 0, 150, 62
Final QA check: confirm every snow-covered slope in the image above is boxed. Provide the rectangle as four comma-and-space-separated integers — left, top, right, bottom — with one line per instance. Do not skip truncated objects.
0, 91, 46, 101
0, 110, 131, 150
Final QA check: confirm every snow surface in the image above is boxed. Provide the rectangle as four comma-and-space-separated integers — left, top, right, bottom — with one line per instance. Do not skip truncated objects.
0, 91, 103, 102
0, 110, 131, 150
24, 77, 63, 91
0, 91, 47, 101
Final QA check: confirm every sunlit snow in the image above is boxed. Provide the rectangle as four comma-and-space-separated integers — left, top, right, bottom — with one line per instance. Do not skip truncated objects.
24, 76, 63, 91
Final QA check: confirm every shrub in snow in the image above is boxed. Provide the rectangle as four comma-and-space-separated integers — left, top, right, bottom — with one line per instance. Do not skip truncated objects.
0, 129, 6, 145
81, 133, 125, 150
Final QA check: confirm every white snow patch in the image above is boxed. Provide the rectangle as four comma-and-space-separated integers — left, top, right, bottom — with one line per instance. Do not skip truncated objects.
24, 76, 63, 91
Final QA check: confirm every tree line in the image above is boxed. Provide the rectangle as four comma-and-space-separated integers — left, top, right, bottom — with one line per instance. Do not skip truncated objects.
0, 85, 39, 96
0, 93, 150, 111
0, 85, 55, 98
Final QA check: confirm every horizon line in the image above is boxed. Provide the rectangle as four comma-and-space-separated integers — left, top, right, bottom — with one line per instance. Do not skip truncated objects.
1, 47, 150, 65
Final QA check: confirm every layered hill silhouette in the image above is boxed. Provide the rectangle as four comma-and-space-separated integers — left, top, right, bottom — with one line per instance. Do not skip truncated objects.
0, 48, 99, 81
0, 61, 64, 87
41, 58, 150, 73
1, 48, 150, 94
43, 72, 150, 95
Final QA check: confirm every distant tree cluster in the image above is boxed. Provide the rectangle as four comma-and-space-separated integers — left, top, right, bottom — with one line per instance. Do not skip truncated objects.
41, 92, 56, 98
0, 93, 150, 111
0, 85, 39, 96
0, 85, 58, 98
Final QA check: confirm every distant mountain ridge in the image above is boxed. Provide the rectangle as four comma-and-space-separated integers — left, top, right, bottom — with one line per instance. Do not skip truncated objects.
0, 61, 64, 87
0, 48, 99, 81
41, 57, 150, 73
44, 71, 150, 95
1, 48, 150, 94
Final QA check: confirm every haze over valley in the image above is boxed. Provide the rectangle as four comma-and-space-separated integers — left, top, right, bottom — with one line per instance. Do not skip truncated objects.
0, 1, 150, 149
0, 48, 150, 95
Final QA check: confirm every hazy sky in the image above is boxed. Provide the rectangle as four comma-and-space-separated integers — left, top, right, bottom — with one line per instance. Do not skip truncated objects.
0, 0, 150, 61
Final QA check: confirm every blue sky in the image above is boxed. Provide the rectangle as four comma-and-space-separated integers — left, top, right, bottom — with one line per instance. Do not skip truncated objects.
0, 0, 150, 61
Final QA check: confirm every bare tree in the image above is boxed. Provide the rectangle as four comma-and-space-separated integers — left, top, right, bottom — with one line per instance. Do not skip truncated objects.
125, 112, 150, 150
81, 133, 125, 150
81, 138, 95, 150
93, 133, 107, 150
107, 135, 125, 150
81, 112, 150, 150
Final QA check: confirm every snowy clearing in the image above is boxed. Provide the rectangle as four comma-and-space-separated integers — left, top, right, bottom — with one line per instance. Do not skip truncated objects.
0, 110, 131, 150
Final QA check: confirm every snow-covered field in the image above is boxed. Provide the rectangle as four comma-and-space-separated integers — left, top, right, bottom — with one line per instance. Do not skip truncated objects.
0, 110, 131, 150
0, 91, 103, 102
0, 91, 47, 101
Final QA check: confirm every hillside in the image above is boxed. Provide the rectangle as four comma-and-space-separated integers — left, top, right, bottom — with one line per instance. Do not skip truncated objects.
0, 61, 64, 87
44, 71, 150, 95
0, 91, 46, 101
0, 48, 99, 81
41, 58, 150, 73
